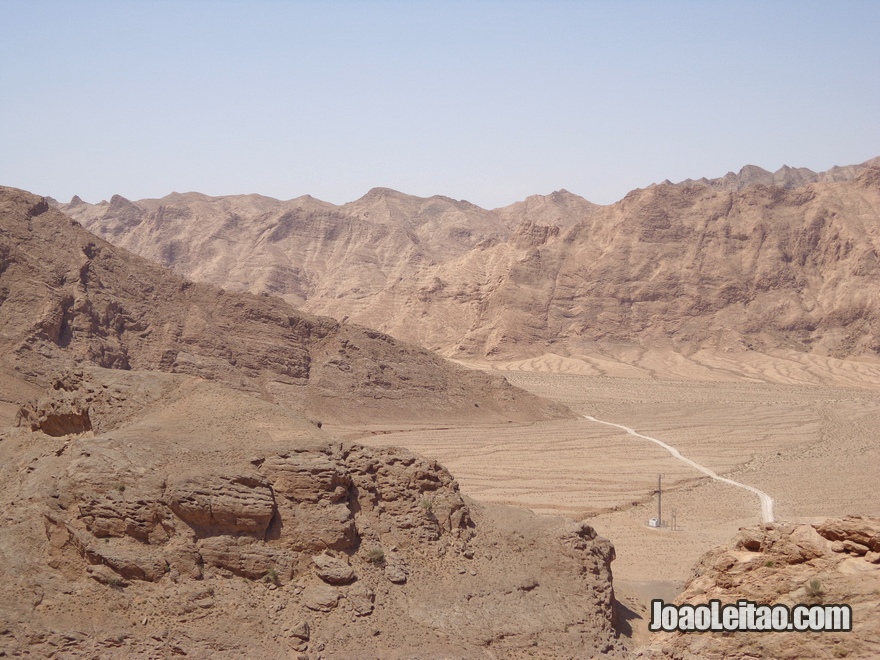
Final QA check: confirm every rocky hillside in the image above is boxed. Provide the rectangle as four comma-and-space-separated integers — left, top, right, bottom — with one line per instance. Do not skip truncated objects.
0, 368, 622, 658
445, 165, 880, 358
60, 159, 880, 361
0, 186, 619, 656
640, 516, 880, 660
0, 186, 567, 423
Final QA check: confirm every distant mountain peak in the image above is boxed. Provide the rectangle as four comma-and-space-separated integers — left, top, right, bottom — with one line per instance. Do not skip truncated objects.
671, 157, 879, 193
738, 164, 772, 177
360, 186, 407, 201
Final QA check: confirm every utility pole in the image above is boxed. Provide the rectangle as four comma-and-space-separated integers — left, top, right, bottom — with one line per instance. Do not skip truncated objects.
657, 474, 662, 527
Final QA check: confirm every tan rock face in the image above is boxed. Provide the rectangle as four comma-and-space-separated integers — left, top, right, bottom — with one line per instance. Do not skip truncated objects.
815, 515, 880, 552
0, 185, 569, 425
648, 518, 880, 660
261, 452, 350, 504
59, 161, 880, 362
0, 370, 622, 658
72, 476, 169, 543
197, 536, 295, 580
167, 475, 276, 536
44, 433, 472, 585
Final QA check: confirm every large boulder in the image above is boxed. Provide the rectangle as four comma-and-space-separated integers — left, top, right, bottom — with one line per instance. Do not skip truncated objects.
167, 475, 276, 537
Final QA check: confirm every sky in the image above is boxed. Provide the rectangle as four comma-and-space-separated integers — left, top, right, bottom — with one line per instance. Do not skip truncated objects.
1, 1, 878, 208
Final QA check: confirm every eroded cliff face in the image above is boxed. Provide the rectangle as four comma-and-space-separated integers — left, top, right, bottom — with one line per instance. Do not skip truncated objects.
640, 517, 880, 660
60, 162, 880, 363
438, 168, 880, 359
0, 370, 622, 658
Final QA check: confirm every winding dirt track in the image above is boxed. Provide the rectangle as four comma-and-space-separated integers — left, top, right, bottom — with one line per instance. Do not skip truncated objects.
582, 415, 776, 523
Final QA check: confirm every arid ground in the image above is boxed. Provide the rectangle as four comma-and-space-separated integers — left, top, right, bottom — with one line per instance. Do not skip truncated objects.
6, 162, 880, 655
333, 350, 880, 644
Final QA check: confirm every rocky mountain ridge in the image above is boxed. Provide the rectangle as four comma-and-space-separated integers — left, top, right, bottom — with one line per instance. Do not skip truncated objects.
1, 186, 566, 424
59, 159, 880, 363
667, 156, 880, 192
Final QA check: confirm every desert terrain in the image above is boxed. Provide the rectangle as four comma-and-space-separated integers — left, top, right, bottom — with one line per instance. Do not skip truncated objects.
0, 187, 623, 658
4, 156, 880, 658
340, 350, 880, 649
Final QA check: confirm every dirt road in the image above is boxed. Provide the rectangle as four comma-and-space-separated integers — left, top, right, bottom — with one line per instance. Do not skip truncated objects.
582, 414, 775, 523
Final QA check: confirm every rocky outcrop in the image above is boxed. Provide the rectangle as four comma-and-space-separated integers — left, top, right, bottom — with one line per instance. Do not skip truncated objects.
15, 372, 97, 436
16, 402, 91, 437
43, 439, 473, 587
9, 444, 625, 657
14, 369, 183, 436
0, 368, 622, 658
814, 514, 880, 553
643, 518, 880, 660
167, 475, 276, 537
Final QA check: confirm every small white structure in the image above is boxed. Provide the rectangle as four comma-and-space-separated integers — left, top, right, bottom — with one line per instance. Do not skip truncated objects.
648, 517, 660, 528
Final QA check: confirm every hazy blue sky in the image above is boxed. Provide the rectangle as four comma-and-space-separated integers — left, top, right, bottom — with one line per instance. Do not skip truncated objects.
2, 1, 878, 208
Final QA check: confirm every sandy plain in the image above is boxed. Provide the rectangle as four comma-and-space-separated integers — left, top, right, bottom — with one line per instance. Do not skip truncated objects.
331, 349, 880, 642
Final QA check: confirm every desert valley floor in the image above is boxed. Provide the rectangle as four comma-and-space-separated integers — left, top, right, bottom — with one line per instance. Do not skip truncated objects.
332, 349, 880, 643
